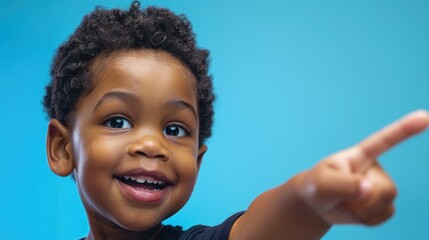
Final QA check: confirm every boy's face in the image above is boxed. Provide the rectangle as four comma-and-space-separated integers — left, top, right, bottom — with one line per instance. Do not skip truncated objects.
57, 50, 206, 231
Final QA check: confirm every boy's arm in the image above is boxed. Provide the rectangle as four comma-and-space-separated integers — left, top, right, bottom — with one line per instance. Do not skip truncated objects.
229, 110, 429, 240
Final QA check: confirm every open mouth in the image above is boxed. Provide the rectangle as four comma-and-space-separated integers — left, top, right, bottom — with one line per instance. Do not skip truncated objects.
117, 176, 167, 191
114, 168, 174, 203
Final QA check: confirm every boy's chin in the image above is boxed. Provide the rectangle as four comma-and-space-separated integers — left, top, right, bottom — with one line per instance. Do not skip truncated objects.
114, 217, 163, 232
107, 220, 164, 239
111, 209, 176, 232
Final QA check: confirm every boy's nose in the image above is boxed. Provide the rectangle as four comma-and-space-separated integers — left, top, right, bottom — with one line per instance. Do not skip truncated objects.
127, 134, 169, 160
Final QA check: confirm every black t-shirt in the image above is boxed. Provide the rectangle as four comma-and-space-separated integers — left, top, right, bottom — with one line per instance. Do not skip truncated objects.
157, 212, 244, 240
79, 212, 244, 240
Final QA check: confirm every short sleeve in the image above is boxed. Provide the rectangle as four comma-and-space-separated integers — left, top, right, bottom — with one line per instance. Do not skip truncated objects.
179, 211, 244, 240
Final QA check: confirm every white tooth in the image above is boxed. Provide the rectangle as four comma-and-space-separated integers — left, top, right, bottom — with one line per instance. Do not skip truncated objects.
136, 178, 146, 184
124, 176, 165, 185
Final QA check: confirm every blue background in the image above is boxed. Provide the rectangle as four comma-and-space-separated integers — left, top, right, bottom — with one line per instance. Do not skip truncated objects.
1, 0, 428, 239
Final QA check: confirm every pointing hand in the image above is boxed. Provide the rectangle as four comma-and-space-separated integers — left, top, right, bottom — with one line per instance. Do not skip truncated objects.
296, 110, 429, 225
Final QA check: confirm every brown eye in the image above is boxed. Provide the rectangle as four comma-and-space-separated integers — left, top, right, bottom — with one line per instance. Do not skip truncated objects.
104, 117, 131, 129
163, 124, 189, 137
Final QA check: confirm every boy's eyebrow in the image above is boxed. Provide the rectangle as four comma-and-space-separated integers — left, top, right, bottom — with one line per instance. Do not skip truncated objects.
94, 90, 140, 110
163, 99, 198, 121
93, 91, 198, 120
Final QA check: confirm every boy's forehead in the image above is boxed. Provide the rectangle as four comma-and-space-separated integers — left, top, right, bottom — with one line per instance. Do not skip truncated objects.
90, 49, 196, 84
85, 49, 198, 102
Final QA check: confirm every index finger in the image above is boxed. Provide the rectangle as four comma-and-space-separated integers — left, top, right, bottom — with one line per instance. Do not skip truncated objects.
356, 110, 429, 159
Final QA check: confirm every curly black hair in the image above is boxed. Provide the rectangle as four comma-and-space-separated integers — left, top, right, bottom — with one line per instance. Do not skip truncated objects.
43, 1, 214, 145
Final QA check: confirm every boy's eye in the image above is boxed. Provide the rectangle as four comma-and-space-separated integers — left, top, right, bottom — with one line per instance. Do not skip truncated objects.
104, 116, 132, 129
163, 124, 189, 137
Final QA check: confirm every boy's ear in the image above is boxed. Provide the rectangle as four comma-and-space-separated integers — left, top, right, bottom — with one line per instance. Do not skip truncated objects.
196, 144, 207, 169
46, 119, 74, 177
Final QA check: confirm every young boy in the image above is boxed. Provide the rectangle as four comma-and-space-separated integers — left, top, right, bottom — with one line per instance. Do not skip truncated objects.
43, 2, 429, 240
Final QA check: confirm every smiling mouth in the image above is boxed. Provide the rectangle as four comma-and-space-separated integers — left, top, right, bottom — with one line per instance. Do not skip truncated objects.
115, 168, 174, 203
117, 176, 168, 191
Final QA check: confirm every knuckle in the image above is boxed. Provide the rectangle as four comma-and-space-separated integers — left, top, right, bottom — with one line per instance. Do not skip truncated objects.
360, 205, 395, 226
380, 183, 397, 202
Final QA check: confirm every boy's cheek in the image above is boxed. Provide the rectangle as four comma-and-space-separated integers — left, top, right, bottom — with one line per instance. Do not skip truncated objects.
72, 134, 122, 173
174, 153, 201, 181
